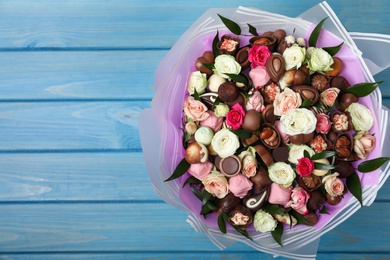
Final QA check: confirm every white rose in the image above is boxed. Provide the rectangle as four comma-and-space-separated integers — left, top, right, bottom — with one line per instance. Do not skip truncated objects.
211, 128, 240, 158
213, 54, 241, 79
208, 74, 226, 92
306, 47, 334, 73
214, 103, 230, 118
345, 102, 374, 132
253, 210, 277, 233
268, 162, 296, 188
280, 108, 317, 135
187, 71, 207, 95
288, 144, 315, 164
283, 44, 306, 70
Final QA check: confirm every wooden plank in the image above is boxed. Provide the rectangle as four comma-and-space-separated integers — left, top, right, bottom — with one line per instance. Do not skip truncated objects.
0, 101, 148, 150
0, 0, 387, 49
0, 51, 159, 100
0, 152, 161, 201
0, 202, 388, 252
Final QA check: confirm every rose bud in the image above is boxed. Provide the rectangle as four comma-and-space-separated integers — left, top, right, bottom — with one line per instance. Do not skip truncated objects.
184, 142, 209, 164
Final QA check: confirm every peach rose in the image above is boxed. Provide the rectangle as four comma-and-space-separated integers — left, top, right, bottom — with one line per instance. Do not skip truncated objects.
273, 88, 302, 116
202, 170, 229, 199
238, 150, 258, 178
322, 172, 344, 197
354, 131, 376, 160
320, 87, 340, 107
183, 96, 210, 121
246, 90, 265, 112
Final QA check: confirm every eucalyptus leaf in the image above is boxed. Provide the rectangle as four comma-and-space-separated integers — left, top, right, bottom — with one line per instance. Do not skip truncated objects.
308, 17, 328, 47
212, 30, 220, 57
224, 73, 248, 85
247, 23, 259, 36
323, 42, 343, 56
346, 172, 363, 206
182, 176, 201, 188
344, 81, 383, 97
271, 222, 284, 247
300, 98, 312, 108
164, 158, 190, 182
311, 151, 336, 160
218, 213, 227, 233
217, 14, 241, 35
320, 205, 330, 215
358, 157, 390, 173
230, 129, 253, 139
314, 162, 335, 170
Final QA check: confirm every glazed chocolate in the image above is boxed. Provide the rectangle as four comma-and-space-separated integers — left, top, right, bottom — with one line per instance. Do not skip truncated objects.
330, 75, 350, 92
310, 73, 329, 92
249, 35, 276, 51
326, 193, 342, 205
259, 124, 281, 149
338, 93, 359, 111
307, 190, 326, 211
334, 160, 355, 178
303, 212, 319, 225
195, 51, 214, 76
288, 132, 314, 145
334, 133, 353, 159
253, 144, 273, 167
250, 165, 272, 192
262, 104, 277, 124
235, 47, 250, 70
217, 192, 240, 213
242, 109, 261, 132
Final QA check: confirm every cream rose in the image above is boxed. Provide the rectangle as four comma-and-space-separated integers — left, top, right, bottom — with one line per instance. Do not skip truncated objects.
213, 54, 241, 79
202, 170, 229, 199
273, 88, 302, 116
280, 108, 317, 135
287, 144, 315, 164
211, 128, 240, 158
183, 96, 210, 121
208, 73, 226, 92
238, 150, 258, 178
268, 162, 296, 188
354, 131, 376, 160
214, 103, 230, 118
322, 172, 344, 197
187, 71, 208, 95
320, 87, 340, 107
306, 47, 334, 73
253, 210, 278, 233
283, 44, 306, 70
345, 102, 374, 132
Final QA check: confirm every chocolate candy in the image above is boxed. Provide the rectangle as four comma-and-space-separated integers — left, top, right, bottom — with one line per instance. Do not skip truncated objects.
253, 144, 273, 167
218, 82, 239, 102
311, 73, 329, 92
265, 54, 285, 82
243, 186, 270, 212
262, 104, 277, 124
217, 192, 240, 213
303, 212, 319, 225
330, 75, 350, 92
326, 57, 343, 77
307, 190, 326, 211
228, 204, 253, 230
298, 174, 322, 192
184, 142, 208, 164
338, 93, 359, 111
242, 109, 261, 132
334, 160, 355, 178
326, 193, 342, 206
272, 146, 289, 162
250, 165, 272, 192
236, 47, 250, 70
293, 85, 320, 105
217, 34, 240, 56
334, 133, 353, 159
200, 93, 219, 110
219, 155, 241, 177
272, 29, 287, 44
195, 51, 214, 76
288, 132, 314, 145
226, 92, 246, 108
249, 35, 277, 52
259, 124, 281, 149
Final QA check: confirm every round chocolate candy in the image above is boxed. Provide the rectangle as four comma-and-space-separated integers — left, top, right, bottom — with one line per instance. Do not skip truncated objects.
228, 204, 253, 230
226, 92, 246, 108
219, 155, 242, 177
298, 174, 322, 192
195, 51, 214, 76
217, 192, 240, 214
330, 75, 350, 92
326, 193, 342, 206
288, 132, 314, 145
311, 73, 329, 92
334, 160, 355, 178
218, 82, 239, 102
303, 212, 319, 225
243, 186, 270, 212
242, 109, 261, 132
338, 93, 359, 111
235, 47, 250, 70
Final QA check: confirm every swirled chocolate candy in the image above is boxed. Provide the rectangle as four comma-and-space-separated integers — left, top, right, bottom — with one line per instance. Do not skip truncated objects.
243, 186, 270, 211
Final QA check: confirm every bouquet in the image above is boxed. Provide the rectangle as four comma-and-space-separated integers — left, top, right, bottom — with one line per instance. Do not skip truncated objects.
139, 2, 390, 259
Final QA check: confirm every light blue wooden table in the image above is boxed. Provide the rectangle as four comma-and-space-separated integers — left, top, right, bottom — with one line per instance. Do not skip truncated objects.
0, 0, 389, 259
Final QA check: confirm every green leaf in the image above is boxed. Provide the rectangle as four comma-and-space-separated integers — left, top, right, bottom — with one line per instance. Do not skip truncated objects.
290, 209, 312, 226
300, 98, 312, 108
311, 151, 336, 160
344, 81, 383, 97
232, 225, 252, 240
303, 150, 311, 159
217, 14, 241, 35
189, 183, 203, 201
200, 203, 214, 216
346, 172, 363, 207
263, 203, 285, 215
212, 30, 220, 57
230, 129, 253, 139
247, 23, 258, 36
202, 190, 212, 206
224, 73, 247, 85
320, 205, 330, 215
184, 131, 191, 143
193, 88, 200, 101
308, 17, 328, 47
164, 158, 190, 182
314, 162, 335, 170
218, 213, 227, 233
212, 96, 223, 108
201, 62, 215, 72
358, 157, 390, 173
182, 176, 201, 188
323, 42, 343, 56
271, 222, 284, 247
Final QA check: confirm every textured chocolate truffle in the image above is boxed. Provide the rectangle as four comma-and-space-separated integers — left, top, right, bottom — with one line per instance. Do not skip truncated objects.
218, 82, 239, 102
334, 160, 355, 178
311, 73, 329, 92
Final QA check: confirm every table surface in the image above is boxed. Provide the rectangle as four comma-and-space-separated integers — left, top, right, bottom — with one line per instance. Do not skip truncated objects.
0, 0, 389, 259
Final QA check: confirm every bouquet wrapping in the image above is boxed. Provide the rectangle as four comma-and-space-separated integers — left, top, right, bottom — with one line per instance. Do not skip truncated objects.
139, 2, 390, 259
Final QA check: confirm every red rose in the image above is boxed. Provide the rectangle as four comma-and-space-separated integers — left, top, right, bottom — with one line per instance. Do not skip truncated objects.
226, 103, 245, 130
296, 157, 314, 177
248, 45, 271, 68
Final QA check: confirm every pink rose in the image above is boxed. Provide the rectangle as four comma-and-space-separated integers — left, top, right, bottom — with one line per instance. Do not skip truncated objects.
274, 120, 290, 144
268, 183, 292, 205
249, 66, 270, 88
226, 103, 246, 130
316, 113, 331, 134
273, 88, 302, 116
228, 174, 253, 198
285, 186, 310, 215
202, 171, 229, 199
187, 161, 213, 181
246, 90, 265, 112
296, 157, 314, 177
354, 131, 376, 160
183, 96, 210, 121
320, 87, 340, 107
200, 111, 223, 133
248, 45, 271, 68
322, 173, 344, 197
